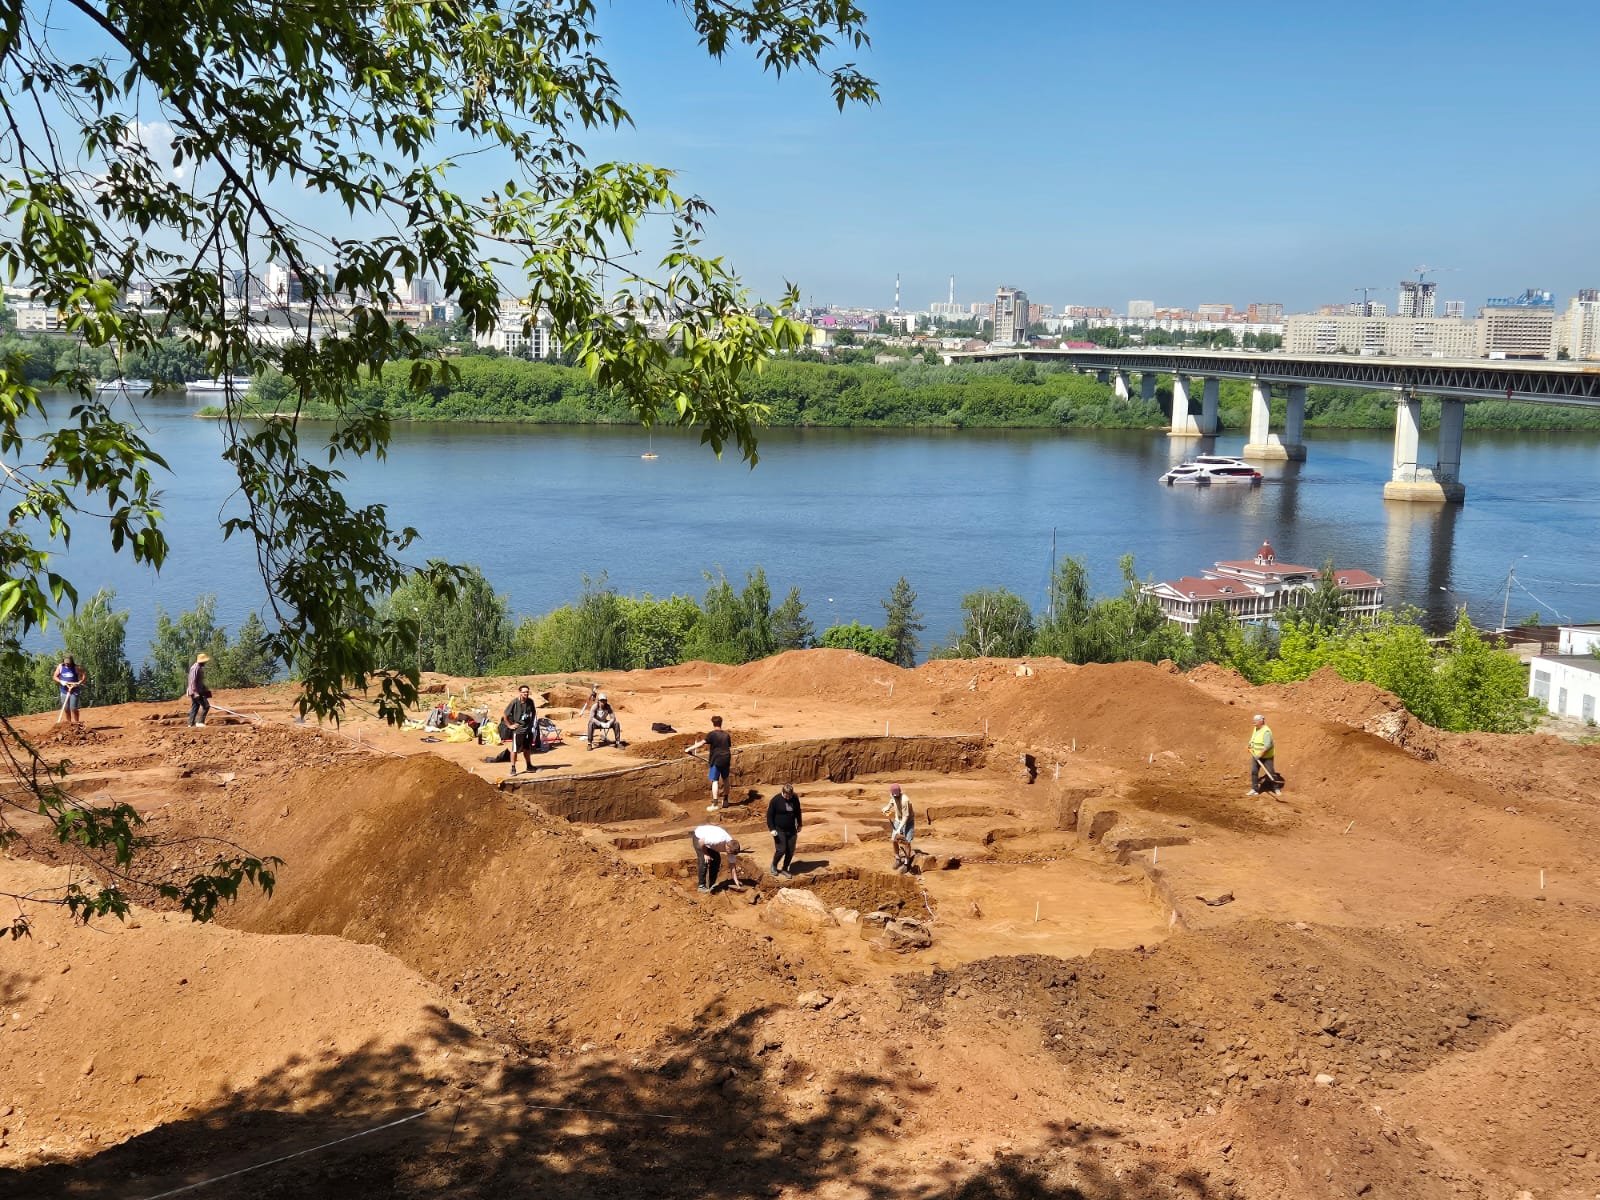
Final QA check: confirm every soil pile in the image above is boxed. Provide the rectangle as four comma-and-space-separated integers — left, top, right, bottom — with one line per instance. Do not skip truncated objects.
0, 856, 477, 1170
199, 754, 799, 1051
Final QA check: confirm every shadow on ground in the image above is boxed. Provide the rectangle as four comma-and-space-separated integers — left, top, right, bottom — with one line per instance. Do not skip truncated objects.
2, 1004, 1224, 1200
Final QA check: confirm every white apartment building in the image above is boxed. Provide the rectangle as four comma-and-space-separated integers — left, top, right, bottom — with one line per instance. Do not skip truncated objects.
1480, 301, 1558, 359
473, 302, 558, 359
1283, 313, 1481, 358
1127, 300, 1156, 318
1560, 290, 1600, 360
992, 286, 1030, 345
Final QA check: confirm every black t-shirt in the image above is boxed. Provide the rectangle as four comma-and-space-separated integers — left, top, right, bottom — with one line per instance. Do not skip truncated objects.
504, 696, 537, 729
705, 728, 732, 767
766, 791, 802, 833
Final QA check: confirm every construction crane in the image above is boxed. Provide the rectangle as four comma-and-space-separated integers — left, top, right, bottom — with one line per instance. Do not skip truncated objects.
1353, 286, 1382, 316
1413, 264, 1456, 282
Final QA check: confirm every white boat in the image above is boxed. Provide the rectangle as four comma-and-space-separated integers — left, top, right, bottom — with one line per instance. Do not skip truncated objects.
186, 376, 252, 398
95, 377, 152, 398
1160, 455, 1263, 486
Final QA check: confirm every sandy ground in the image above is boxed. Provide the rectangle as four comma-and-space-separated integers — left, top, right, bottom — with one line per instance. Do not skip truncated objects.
3, 649, 1600, 1199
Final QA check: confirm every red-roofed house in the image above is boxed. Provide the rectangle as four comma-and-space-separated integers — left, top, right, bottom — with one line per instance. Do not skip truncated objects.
1141, 545, 1384, 633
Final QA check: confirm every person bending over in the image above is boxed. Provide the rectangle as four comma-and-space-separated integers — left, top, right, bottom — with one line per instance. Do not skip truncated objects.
690, 824, 743, 894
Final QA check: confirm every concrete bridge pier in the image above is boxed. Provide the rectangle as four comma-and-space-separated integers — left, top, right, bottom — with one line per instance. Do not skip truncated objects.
1242, 379, 1307, 461
1112, 370, 1131, 401
1199, 376, 1220, 435
1168, 374, 1201, 437
1141, 372, 1158, 401
1383, 394, 1466, 503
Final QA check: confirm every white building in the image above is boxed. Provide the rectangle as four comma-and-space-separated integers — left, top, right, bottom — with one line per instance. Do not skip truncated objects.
473, 302, 558, 359
1481, 294, 1558, 360
1560, 290, 1600, 361
1398, 280, 1437, 318
1127, 300, 1156, 318
1528, 626, 1600, 724
1142, 541, 1384, 634
992, 286, 1029, 346
1283, 313, 1481, 358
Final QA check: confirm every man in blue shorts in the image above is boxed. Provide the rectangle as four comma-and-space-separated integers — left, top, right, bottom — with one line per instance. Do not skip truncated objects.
686, 715, 733, 812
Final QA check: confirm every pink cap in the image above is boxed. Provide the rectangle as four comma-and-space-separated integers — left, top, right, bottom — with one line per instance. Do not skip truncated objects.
889, 784, 902, 796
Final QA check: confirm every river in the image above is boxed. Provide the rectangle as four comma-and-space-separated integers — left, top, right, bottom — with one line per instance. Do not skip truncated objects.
20, 390, 1600, 657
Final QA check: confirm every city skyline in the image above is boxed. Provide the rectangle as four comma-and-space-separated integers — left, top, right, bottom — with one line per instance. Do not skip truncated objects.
580, 2, 1600, 315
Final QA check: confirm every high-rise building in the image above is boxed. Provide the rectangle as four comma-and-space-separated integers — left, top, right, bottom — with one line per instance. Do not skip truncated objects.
1247, 302, 1284, 323
1127, 300, 1155, 318
992, 286, 1030, 345
1444, 300, 1465, 319
1397, 280, 1437, 318
1560, 291, 1600, 360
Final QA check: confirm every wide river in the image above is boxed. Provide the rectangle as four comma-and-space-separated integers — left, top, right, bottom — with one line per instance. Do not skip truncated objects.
24, 391, 1600, 657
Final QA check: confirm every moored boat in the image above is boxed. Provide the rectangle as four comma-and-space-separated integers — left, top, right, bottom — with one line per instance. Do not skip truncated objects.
95, 377, 153, 398
186, 376, 252, 398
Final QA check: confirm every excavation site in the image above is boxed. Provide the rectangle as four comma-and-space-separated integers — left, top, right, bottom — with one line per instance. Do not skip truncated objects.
3, 649, 1599, 1199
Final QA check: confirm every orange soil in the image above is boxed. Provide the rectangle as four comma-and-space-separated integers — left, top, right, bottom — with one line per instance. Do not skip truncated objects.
3, 650, 1599, 1199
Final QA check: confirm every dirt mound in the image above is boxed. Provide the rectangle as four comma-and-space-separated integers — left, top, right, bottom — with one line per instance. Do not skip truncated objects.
184, 754, 801, 1051
1175, 1084, 1466, 1199
1390, 1013, 1600, 1192
722, 648, 914, 700
0, 857, 476, 1171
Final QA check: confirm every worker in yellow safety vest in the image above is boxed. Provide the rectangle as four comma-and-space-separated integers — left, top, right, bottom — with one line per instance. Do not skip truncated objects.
1248, 714, 1277, 795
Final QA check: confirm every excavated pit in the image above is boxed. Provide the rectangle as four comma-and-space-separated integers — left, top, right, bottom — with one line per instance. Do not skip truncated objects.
515, 734, 986, 824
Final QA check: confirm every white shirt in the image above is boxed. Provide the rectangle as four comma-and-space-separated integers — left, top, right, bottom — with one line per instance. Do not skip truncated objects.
694, 825, 735, 846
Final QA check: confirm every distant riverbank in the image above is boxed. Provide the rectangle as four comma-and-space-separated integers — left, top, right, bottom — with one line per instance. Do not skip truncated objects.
244, 357, 1600, 433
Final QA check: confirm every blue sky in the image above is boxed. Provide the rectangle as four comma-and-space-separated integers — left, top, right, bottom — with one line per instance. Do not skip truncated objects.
575, 1, 1600, 315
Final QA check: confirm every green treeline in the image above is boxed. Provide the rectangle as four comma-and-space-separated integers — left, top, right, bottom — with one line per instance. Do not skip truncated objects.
246, 354, 1600, 433
388, 560, 1539, 736
2, 563, 1539, 736
1, 593, 277, 716
6, 327, 1597, 432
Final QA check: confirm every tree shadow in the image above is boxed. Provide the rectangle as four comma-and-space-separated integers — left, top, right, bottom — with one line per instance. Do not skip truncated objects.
1, 1002, 1228, 1200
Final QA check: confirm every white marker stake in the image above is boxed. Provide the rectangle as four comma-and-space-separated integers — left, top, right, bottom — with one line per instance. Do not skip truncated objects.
843, 824, 848, 844
1054, 763, 1060, 781
1152, 845, 1158, 865
1148, 752, 1153, 764
885, 720, 890, 736
1034, 901, 1040, 924
890, 682, 894, 698
1343, 820, 1355, 835
1072, 738, 1077, 753
1540, 869, 1545, 891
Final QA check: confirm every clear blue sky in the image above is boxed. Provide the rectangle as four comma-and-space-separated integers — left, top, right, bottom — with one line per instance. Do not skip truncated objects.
577, 1, 1600, 315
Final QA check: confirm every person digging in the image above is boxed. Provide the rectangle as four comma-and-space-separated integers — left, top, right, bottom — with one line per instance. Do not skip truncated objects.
883, 784, 915, 873
1248, 713, 1282, 795
689, 824, 743, 894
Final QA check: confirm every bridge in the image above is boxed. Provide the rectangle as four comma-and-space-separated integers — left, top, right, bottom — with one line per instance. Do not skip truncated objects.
945, 347, 1600, 502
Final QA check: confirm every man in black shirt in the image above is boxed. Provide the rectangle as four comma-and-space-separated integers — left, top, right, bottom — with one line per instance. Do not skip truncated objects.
504, 684, 539, 776
766, 783, 802, 879
686, 715, 733, 812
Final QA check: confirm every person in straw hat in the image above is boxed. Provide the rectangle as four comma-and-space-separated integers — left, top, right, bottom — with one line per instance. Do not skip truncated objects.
186, 652, 213, 727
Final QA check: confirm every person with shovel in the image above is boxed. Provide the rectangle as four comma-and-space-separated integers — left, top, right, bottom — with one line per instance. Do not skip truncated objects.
686, 715, 733, 812
52, 654, 86, 725
883, 784, 915, 872
1249, 714, 1280, 794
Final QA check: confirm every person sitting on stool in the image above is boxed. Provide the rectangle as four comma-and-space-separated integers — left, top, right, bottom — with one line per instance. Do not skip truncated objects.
586, 692, 622, 749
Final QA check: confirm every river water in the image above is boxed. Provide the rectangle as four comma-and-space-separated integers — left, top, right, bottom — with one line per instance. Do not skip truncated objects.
21, 391, 1600, 656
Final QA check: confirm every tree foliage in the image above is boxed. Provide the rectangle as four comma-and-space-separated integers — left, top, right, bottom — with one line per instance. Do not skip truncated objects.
818, 621, 896, 661
879, 576, 924, 667
0, 0, 875, 933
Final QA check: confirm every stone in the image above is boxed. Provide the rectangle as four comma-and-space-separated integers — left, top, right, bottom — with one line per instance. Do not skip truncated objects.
881, 919, 933, 952
1313, 1073, 1336, 1086
763, 888, 837, 931
795, 991, 831, 1010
